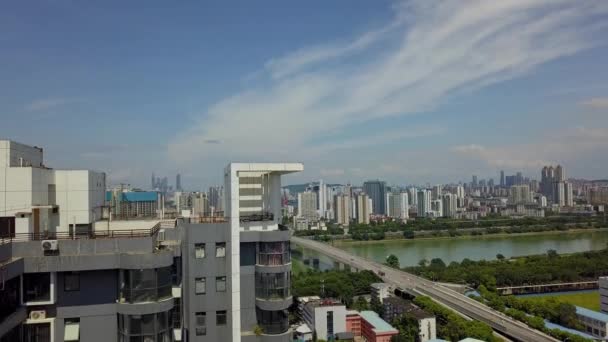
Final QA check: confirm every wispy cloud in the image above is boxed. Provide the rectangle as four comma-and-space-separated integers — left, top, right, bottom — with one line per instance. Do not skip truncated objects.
24, 98, 81, 112
169, 0, 608, 167
581, 97, 608, 109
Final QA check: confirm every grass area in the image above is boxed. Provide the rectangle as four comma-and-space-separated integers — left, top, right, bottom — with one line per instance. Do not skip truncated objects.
525, 291, 600, 311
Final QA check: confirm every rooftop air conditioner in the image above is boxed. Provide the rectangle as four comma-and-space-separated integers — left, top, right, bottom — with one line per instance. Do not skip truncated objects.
29, 310, 46, 320
41, 240, 58, 251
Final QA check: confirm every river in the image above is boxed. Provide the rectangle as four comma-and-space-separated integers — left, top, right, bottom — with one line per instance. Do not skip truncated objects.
294, 230, 608, 269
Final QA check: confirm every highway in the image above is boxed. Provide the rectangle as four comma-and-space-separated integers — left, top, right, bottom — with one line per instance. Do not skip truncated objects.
292, 236, 559, 342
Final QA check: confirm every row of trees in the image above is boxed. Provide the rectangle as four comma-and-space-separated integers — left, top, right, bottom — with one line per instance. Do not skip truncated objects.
404, 247, 608, 288
291, 269, 380, 307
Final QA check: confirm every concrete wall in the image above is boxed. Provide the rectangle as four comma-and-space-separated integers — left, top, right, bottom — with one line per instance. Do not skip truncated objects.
182, 222, 232, 342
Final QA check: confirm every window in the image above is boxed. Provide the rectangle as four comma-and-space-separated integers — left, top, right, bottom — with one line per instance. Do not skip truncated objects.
64, 272, 80, 292
118, 313, 170, 341
327, 311, 334, 336
195, 243, 205, 258
195, 278, 206, 295
195, 312, 206, 336
64, 318, 80, 342
216, 310, 227, 326
23, 272, 51, 303
119, 267, 172, 303
24, 322, 51, 342
215, 242, 226, 257
216, 276, 226, 292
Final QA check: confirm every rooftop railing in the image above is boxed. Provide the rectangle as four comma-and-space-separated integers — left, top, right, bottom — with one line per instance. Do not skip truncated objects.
240, 211, 274, 223
0, 223, 161, 243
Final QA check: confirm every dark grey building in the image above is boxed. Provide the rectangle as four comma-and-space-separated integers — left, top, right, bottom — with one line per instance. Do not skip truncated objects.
363, 180, 387, 215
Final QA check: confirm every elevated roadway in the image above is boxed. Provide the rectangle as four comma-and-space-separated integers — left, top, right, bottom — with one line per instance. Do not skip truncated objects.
292, 236, 558, 342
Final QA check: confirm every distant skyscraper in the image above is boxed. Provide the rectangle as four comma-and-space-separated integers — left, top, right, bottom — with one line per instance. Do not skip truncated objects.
500, 170, 505, 187
553, 182, 565, 207
432, 185, 443, 200
509, 185, 531, 204
442, 193, 457, 218
298, 191, 318, 221
565, 182, 574, 207
416, 190, 431, 218
176, 173, 182, 191
455, 185, 465, 199
363, 180, 387, 215
386, 192, 409, 220
151, 172, 156, 189
472, 175, 478, 187
355, 193, 371, 224
208, 185, 224, 212
408, 187, 418, 207
333, 194, 351, 225
555, 165, 565, 182
431, 199, 443, 217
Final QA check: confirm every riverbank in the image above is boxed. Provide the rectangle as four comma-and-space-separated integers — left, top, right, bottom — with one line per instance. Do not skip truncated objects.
331, 227, 608, 246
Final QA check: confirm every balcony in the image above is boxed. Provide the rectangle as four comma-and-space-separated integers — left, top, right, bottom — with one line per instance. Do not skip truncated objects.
240, 211, 274, 223
0, 224, 161, 243
119, 267, 172, 304
256, 308, 289, 335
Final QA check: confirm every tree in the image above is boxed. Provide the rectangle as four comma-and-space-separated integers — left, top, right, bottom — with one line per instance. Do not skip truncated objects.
386, 254, 400, 269
547, 249, 559, 259
370, 295, 383, 316
418, 258, 428, 267
496, 253, 505, 261
353, 296, 370, 311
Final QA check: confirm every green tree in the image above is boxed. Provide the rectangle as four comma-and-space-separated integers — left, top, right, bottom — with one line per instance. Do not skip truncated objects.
385, 254, 400, 269
370, 295, 383, 316
496, 253, 505, 261
353, 296, 369, 311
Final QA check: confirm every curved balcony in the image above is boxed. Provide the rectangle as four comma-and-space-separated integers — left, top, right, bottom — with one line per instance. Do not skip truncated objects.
255, 272, 292, 310
256, 308, 289, 335
118, 267, 172, 305
257, 241, 290, 266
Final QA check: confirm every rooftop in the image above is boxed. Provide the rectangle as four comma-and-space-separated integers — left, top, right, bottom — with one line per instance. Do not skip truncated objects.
107, 191, 159, 202
576, 306, 608, 323
359, 311, 398, 334
383, 297, 435, 319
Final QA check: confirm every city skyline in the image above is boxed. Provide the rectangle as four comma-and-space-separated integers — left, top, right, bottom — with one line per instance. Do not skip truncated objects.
2, 1, 608, 187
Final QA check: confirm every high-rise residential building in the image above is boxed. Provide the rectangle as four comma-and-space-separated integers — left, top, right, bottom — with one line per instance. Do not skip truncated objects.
565, 182, 574, 207
0, 147, 302, 342
553, 182, 565, 207
363, 180, 387, 215
416, 190, 431, 218
191, 192, 210, 216
442, 193, 457, 218
176, 173, 182, 191
539, 195, 548, 207
555, 165, 565, 182
500, 170, 505, 187
431, 199, 443, 217
297, 191, 318, 221
509, 185, 531, 204
208, 186, 224, 212
472, 175, 478, 187
408, 188, 418, 207
333, 194, 351, 226
455, 185, 465, 199
431, 185, 442, 200
355, 193, 371, 224
386, 192, 409, 220
315, 180, 328, 219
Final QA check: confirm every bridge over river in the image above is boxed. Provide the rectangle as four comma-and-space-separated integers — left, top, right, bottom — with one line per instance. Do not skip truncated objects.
292, 236, 559, 342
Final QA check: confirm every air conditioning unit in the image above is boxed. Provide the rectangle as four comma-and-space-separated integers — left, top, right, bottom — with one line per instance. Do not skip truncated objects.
41, 240, 58, 251
29, 310, 46, 320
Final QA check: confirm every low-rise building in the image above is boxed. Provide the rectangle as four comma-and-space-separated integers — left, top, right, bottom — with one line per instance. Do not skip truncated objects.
345, 310, 362, 337
382, 297, 436, 341
299, 297, 347, 341
576, 306, 608, 339
359, 310, 398, 342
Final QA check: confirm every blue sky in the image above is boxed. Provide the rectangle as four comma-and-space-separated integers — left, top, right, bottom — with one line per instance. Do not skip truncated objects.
2, 1, 608, 189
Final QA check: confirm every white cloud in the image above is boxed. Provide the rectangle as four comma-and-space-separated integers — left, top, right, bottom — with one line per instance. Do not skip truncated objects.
24, 98, 80, 112
169, 0, 608, 170
581, 97, 608, 109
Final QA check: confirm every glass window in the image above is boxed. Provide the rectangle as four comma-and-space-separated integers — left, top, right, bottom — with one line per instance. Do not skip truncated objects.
195, 243, 205, 258
23, 273, 51, 303
216, 311, 227, 326
255, 272, 291, 299
216, 277, 226, 292
215, 242, 226, 258
64, 272, 80, 292
195, 278, 206, 295
258, 242, 290, 266
195, 312, 206, 336
119, 267, 172, 303
24, 322, 51, 342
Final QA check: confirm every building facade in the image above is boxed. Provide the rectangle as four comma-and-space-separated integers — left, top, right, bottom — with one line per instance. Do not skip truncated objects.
363, 181, 387, 215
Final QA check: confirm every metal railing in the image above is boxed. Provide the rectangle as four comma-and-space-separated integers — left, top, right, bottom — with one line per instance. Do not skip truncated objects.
188, 212, 228, 223
240, 211, 274, 223
0, 223, 161, 243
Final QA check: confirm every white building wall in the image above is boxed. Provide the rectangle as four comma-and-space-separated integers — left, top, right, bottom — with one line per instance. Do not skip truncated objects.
418, 317, 437, 342
601, 277, 608, 314
313, 305, 347, 340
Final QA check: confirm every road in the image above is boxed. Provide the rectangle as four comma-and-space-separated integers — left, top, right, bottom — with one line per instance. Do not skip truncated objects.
292, 236, 558, 342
